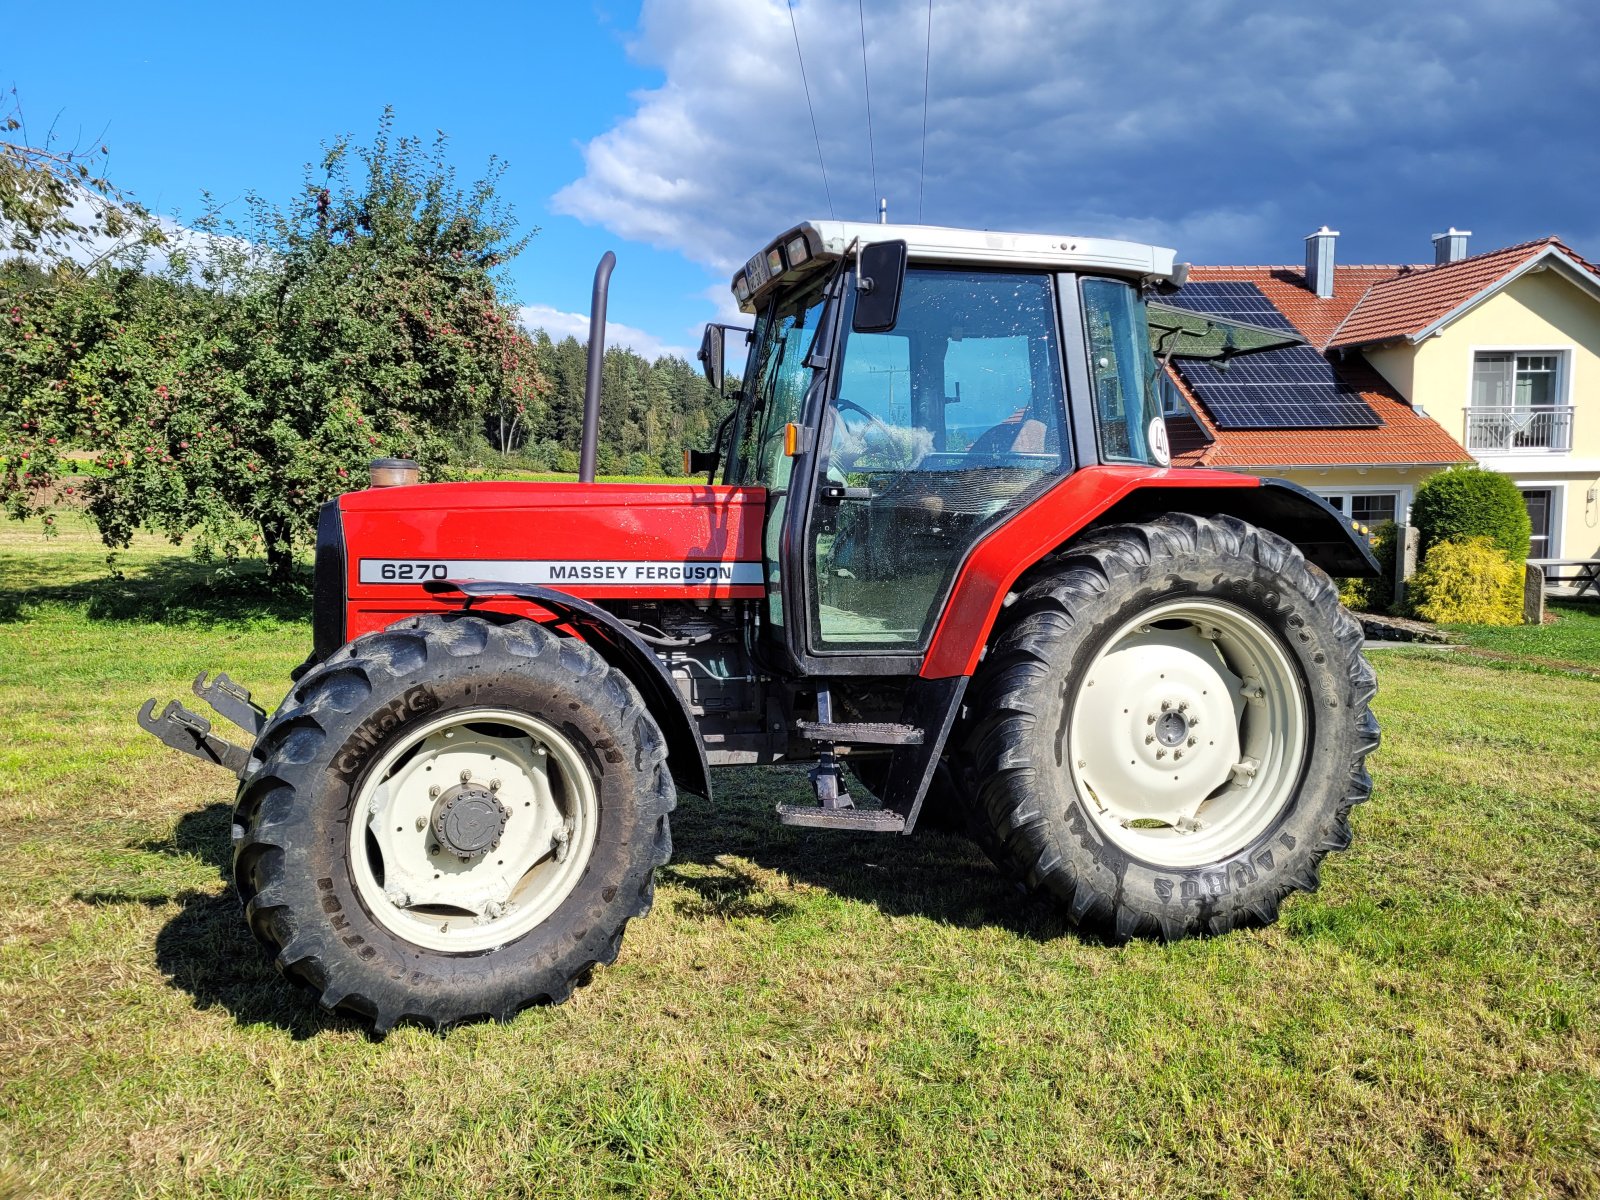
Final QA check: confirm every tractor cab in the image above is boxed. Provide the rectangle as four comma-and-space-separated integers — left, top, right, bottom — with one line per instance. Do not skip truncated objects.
700, 222, 1180, 677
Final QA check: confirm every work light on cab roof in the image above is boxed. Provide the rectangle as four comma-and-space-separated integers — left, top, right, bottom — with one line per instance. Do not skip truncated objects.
137, 217, 1381, 1033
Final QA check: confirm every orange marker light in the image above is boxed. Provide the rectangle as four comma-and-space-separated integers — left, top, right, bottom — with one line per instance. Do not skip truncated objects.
683, 449, 693, 474
784, 423, 800, 456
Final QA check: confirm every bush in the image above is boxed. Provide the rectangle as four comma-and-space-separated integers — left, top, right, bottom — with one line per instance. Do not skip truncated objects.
1410, 537, 1525, 625
1337, 521, 1398, 613
1411, 467, 1532, 563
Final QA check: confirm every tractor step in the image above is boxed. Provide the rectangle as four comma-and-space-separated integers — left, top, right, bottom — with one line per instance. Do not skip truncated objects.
775, 803, 906, 832
795, 721, 924, 746
136, 698, 254, 776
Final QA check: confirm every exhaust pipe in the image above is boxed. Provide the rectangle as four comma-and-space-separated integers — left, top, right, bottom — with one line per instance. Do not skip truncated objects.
579, 251, 615, 483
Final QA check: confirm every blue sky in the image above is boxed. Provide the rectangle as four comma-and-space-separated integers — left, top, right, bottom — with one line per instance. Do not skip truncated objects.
8, 0, 1599, 361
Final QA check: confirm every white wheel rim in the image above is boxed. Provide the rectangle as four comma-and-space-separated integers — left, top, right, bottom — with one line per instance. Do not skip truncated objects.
1067, 598, 1308, 868
348, 708, 599, 953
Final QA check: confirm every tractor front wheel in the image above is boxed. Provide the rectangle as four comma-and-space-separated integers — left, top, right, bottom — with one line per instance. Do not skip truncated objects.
232, 614, 674, 1031
966, 513, 1378, 939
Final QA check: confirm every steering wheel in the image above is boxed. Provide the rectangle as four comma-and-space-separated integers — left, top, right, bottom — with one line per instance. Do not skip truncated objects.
832, 398, 914, 472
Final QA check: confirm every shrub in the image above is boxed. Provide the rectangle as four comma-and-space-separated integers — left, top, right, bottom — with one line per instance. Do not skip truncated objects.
1410, 537, 1525, 625
1337, 521, 1398, 613
1411, 467, 1532, 563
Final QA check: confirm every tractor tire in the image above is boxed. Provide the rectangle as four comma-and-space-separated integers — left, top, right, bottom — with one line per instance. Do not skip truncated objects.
965, 513, 1378, 940
232, 613, 674, 1031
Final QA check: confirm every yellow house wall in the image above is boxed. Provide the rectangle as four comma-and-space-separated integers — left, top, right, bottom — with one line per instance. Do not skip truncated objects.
1407, 268, 1600, 456
1364, 343, 1414, 400
1357, 267, 1600, 559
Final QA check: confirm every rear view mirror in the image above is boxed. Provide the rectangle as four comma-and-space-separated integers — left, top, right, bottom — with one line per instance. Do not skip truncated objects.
852, 240, 907, 333
697, 323, 725, 392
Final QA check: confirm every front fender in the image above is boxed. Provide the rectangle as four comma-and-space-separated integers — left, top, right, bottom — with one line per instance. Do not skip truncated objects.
422, 579, 711, 800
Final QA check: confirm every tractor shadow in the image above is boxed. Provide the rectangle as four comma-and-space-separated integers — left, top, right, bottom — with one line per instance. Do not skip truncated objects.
667, 766, 1087, 942
114, 769, 1085, 1036
76, 802, 338, 1039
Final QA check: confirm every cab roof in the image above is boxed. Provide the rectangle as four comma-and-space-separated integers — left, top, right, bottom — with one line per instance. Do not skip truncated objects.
732, 220, 1180, 313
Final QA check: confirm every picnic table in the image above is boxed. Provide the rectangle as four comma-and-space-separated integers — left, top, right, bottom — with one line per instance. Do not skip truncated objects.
1529, 558, 1600, 598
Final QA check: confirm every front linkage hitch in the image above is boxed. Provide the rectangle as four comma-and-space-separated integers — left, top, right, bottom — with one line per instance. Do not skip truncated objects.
137, 670, 264, 778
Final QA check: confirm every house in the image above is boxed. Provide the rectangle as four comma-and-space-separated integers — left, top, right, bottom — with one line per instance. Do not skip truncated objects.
1166, 227, 1600, 564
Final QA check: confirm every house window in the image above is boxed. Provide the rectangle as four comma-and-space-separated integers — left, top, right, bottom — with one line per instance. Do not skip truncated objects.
1521, 488, 1556, 560
1321, 491, 1400, 536
1467, 351, 1572, 452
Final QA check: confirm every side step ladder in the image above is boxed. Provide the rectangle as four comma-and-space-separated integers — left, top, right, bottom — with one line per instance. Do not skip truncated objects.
775, 688, 921, 833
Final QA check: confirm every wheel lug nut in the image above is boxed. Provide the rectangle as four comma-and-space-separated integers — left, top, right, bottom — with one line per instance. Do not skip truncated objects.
1160, 700, 1171, 712
1188, 716, 1199, 728
489, 778, 502, 792
1144, 735, 1154, 744
1174, 750, 1184, 760
1178, 700, 1189, 711
428, 785, 440, 799
429, 843, 441, 855
1187, 736, 1197, 747
416, 817, 427, 831
1156, 749, 1167, 759
460, 769, 472, 783
1146, 714, 1157, 725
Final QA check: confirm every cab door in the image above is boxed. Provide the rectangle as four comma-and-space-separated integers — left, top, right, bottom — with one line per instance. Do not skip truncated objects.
724, 273, 835, 639
798, 268, 1073, 661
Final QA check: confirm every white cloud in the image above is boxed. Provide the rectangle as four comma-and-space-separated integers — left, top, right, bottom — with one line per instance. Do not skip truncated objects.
552, 0, 1599, 273
518, 303, 695, 362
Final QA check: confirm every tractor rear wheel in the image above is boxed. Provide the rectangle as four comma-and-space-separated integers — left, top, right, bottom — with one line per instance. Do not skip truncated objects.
232, 614, 674, 1031
965, 513, 1377, 939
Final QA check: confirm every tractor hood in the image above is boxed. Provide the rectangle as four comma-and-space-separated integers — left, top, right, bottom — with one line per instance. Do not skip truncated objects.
327, 481, 766, 647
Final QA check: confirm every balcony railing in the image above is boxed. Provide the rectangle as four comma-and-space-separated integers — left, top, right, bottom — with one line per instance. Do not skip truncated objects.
1465, 404, 1574, 453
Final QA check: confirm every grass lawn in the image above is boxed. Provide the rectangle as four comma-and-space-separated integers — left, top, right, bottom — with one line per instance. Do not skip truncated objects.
1441, 599, 1600, 670
1, 524, 1597, 1198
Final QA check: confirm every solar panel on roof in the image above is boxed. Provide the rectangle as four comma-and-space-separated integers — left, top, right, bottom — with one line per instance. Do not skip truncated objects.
1159, 281, 1296, 333
1166, 282, 1383, 430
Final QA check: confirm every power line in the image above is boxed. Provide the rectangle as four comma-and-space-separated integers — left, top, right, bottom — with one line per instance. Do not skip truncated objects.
857, 0, 877, 217
917, 0, 932, 222
787, 1, 835, 219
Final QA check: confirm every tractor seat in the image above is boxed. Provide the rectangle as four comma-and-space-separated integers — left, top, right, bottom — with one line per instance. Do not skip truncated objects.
967, 414, 1050, 458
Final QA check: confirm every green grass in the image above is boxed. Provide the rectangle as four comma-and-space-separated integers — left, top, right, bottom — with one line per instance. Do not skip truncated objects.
1441, 599, 1600, 669
1, 526, 1597, 1198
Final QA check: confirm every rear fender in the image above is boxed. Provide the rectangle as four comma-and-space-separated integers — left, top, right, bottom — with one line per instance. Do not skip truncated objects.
420, 580, 711, 800
1091, 478, 1381, 578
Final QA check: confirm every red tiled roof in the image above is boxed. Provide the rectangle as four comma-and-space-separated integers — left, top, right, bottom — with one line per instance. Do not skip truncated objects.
1168, 265, 1470, 470
1187, 263, 1407, 348
1328, 237, 1600, 348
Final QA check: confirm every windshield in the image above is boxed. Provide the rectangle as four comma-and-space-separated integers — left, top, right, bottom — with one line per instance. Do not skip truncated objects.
727, 277, 830, 488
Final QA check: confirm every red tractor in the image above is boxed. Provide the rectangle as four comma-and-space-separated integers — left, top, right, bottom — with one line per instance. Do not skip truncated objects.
141, 222, 1380, 1031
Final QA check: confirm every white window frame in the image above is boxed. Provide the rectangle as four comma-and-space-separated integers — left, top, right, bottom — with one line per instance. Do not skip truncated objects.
1513, 479, 1565, 561
1465, 344, 1574, 455
1316, 486, 1411, 530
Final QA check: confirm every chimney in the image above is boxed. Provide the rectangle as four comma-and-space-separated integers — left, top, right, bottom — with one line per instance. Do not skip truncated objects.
1432, 227, 1471, 265
1304, 226, 1339, 298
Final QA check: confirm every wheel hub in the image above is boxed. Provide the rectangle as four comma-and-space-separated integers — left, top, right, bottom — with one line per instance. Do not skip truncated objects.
1153, 708, 1189, 748
431, 783, 509, 861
